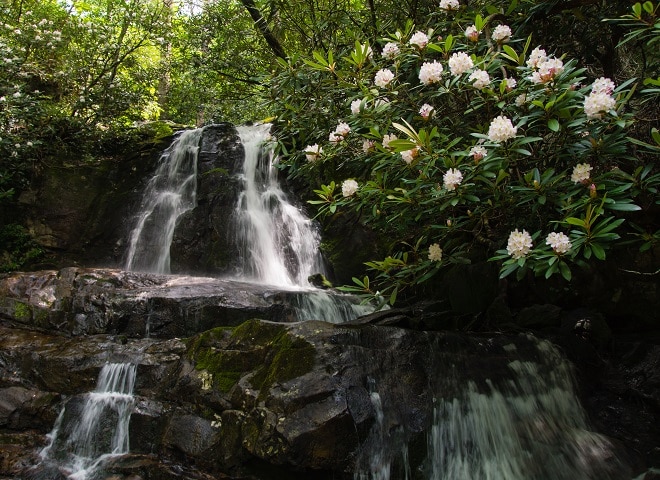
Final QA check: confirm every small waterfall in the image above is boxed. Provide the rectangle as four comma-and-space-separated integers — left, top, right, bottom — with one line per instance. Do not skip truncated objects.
125, 128, 202, 273
356, 337, 626, 480
233, 124, 326, 287
40, 363, 137, 479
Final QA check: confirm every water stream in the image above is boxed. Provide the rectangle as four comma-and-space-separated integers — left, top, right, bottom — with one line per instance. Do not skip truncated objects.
124, 128, 202, 273
39, 363, 137, 480
354, 337, 627, 480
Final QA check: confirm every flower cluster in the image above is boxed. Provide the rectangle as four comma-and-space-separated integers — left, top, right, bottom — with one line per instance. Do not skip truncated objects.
401, 147, 419, 164
341, 179, 359, 197
468, 69, 490, 89
419, 60, 444, 85
571, 163, 592, 183
507, 229, 533, 259
419, 103, 434, 119
409, 31, 429, 49
584, 77, 616, 118
374, 69, 394, 88
546, 232, 572, 254
304, 144, 322, 162
329, 122, 351, 143
428, 243, 443, 262
487, 115, 517, 142
448, 51, 474, 76
443, 168, 463, 191
491, 24, 512, 43
527, 47, 565, 84
382, 42, 400, 60
439, 0, 460, 11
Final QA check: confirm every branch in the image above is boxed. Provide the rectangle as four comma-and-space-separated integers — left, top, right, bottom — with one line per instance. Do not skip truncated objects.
239, 0, 287, 60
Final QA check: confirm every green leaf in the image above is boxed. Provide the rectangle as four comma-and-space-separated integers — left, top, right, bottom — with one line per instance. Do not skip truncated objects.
559, 262, 572, 281
591, 243, 606, 260
566, 217, 586, 227
548, 119, 560, 132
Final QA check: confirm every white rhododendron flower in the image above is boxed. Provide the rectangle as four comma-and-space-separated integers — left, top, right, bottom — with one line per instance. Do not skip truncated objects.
374, 68, 394, 88
335, 122, 351, 137
515, 93, 527, 107
469, 145, 487, 161
487, 115, 517, 142
381, 42, 400, 59
443, 168, 463, 191
465, 25, 479, 41
329, 131, 343, 143
419, 103, 434, 119
571, 163, 593, 183
502, 77, 517, 90
507, 229, 533, 259
382, 133, 397, 149
584, 92, 616, 118
529, 57, 564, 84
546, 232, 572, 254
409, 31, 429, 49
341, 179, 359, 197
492, 24, 512, 43
362, 139, 375, 153
428, 243, 443, 262
401, 148, 419, 164
591, 77, 616, 95
439, 0, 459, 11
304, 144, 322, 162
526, 47, 547, 68
448, 51, 474, 75
419, 60, 444, 85
469, 69, 490, 89
350, 99, 363, 115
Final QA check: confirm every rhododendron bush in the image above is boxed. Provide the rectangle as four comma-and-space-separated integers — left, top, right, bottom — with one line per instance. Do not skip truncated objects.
269, 3, 659, 306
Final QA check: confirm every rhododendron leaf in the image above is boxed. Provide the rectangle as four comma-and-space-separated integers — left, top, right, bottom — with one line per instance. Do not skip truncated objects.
548, 119, 560, 131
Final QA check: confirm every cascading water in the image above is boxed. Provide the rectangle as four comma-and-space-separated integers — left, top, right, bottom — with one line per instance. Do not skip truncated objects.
355, 336, 628, 480
233, 124, 325, 287
232, 124, 375, 322
124, 128, 202, 273
39, 363, 137, 480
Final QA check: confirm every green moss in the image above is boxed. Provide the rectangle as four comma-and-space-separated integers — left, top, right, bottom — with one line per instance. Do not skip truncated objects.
186, 320, 316, 396
13, 301, 31, 321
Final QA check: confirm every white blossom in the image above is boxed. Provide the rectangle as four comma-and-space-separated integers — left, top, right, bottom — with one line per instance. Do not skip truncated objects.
419, 103, 434, 119
419, 60, 444, 85
401, 148, 419, 164
409, 31, 429, 49
515, 93, 527, 107
439, 0, 460, 11
448, 51, 473, 76
571, 163, 592, 183
584, 92, 616, 118
304, 144, 322, 162
341, 179, 359, 197
362, 139, 375, 153
381, 42, 400, 59
374, 68, 394, 88
529, 57, 564, 84
382, 134, 398, 149
492, 25, 512, 43
465, 25, 479, 41
469, 69, 490, 89
526, 47, 547, 68
591, 77, 616, 95
443, 168, 463, 191
351, 99, 363, 115
469, 145, 487, 161
546, 232, 572, 254
428, 243, 443, 262
507, 229, 533, 259
487, 115, 517, 142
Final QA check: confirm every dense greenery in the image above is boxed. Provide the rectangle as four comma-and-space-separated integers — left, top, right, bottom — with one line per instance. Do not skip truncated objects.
1, 0, 658, 307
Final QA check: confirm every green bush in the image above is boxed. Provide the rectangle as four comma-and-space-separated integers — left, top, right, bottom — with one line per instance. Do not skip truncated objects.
269, 2, 660, 306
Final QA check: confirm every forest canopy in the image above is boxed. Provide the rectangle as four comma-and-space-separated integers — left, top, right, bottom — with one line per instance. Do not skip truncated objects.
1, 0, 658, 304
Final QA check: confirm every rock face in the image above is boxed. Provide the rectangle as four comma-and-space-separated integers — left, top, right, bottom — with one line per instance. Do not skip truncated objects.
0, 268, 658, 480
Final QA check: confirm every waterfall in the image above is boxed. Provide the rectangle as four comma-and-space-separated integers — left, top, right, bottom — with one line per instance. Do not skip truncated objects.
233, 124, 326, 287
355, 337, 627, 480
40, 363, 137, 480
125, 128, 202, 273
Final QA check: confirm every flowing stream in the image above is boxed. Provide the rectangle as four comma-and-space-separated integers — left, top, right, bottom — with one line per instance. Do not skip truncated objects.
354, 337, 627, 480
124, 128, 202, 273
40, 363, 137, 480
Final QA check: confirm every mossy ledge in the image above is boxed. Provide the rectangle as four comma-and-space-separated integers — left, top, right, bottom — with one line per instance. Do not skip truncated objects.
186, 319, 316, 395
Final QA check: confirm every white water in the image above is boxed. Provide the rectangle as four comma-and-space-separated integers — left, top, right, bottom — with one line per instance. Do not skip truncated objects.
40, 363, 137, 480
233, 124, 326, 286
125, 129, 202, 273
356, 337, 627, 480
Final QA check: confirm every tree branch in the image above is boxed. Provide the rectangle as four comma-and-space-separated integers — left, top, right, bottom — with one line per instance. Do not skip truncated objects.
239, 0, 287, 60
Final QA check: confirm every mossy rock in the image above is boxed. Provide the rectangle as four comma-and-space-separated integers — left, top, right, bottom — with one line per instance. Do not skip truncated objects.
186, 320, 316, 396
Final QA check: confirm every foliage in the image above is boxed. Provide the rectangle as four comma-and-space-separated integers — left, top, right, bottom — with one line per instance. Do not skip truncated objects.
269, 2, 660, 306
0, 224, 44, 272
